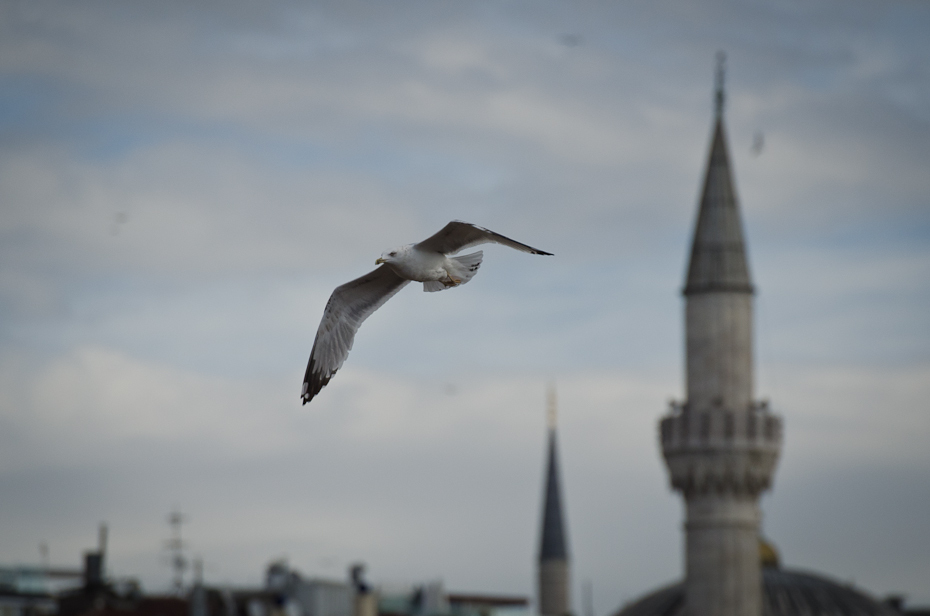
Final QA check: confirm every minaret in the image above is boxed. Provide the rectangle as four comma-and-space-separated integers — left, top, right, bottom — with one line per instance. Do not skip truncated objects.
659, 53, 782, 616
538, 385, 570, 616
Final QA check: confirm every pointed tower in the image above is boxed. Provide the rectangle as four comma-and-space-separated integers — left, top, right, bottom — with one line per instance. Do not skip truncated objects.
538, 385, 570, 616
659, 54, 782, 616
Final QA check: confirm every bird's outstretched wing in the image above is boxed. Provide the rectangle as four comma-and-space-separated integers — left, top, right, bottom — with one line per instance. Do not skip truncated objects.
415, 221, 553, 256
302, 265, 410, 404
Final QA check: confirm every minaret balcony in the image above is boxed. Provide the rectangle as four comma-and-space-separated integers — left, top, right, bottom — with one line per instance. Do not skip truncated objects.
659, 400, 782, 498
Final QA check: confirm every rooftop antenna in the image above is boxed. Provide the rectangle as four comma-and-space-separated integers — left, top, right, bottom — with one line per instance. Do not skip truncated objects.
99, 524, 108, 554
98, 523, 108, 579
715, 50, 726, 118
165, 510, 188, 595
193, 556, 203, 586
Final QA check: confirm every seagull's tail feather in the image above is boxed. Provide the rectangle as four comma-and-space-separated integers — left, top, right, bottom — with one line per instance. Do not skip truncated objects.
451, 250, 483, 283
423, 251, 483, 292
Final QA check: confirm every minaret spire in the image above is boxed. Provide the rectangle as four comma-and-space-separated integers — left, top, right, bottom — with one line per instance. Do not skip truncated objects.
546, 382, 557, 430
538, 384, 570, 616
684, 50, 752, 300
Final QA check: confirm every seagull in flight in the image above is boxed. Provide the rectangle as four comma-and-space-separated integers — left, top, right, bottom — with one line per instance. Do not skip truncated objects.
302, 221, 552, 404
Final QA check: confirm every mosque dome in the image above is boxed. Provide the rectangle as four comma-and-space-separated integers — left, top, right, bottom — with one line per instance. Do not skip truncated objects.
614, 565, 899, 616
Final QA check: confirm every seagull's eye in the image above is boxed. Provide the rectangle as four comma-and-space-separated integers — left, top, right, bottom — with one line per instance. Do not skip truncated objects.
389, 251, 396, 257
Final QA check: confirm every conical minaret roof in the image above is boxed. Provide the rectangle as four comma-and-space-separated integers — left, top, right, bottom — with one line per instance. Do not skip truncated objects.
683, 56, 754, 296
539, 388, 569, 561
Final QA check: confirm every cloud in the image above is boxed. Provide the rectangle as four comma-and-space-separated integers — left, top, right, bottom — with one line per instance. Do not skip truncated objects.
771, 363, 930, 472
0, 347, 295, 470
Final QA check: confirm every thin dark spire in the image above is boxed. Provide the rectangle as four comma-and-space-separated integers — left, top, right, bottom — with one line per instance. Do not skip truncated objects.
539, 386, 569, 561
715, 51, 726, 118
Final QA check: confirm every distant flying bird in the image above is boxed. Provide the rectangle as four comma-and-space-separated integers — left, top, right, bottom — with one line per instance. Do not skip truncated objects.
301, 221, 553, 404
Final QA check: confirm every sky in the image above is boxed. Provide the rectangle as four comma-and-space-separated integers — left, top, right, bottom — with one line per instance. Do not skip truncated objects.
1, 0, 929, 612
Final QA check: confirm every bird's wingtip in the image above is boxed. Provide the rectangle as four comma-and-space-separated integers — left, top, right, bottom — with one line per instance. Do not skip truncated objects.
301, 381, 312, 405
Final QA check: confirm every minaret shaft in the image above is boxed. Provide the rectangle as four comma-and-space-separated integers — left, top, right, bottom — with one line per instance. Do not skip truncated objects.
684, 494, 763, 616
686, 292, 753, 413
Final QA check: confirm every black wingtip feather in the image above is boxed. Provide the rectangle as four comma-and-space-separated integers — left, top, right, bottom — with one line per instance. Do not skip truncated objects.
301, 355, 334, 405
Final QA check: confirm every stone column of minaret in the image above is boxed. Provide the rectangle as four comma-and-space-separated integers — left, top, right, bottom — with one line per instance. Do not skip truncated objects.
659, 53, 783, 616
538, 384, 571, 616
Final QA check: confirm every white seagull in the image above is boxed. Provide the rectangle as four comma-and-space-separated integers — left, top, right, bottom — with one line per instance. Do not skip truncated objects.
302, 221, 552, 404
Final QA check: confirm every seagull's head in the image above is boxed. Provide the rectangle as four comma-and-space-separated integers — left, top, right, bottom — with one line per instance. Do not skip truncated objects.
376, 244, 410, 265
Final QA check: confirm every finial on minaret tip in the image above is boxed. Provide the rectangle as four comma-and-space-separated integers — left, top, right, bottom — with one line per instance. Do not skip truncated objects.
715, 50, 726, 118
546, 382, 558, 430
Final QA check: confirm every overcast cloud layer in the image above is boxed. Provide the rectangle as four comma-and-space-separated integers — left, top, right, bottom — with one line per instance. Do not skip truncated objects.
1, 0, 929, 613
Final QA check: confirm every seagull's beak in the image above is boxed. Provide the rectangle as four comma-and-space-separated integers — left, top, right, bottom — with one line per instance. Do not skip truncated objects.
375, 258, 385, 265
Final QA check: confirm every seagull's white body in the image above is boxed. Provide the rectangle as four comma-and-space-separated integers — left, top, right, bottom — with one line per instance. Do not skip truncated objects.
301, 221, 552, 404
378, 245, 448, 282
376, 244, 485, 291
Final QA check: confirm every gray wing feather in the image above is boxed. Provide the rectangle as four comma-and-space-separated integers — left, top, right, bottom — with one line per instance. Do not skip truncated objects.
415, 220, 553, 256
302, 265, 410, 404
